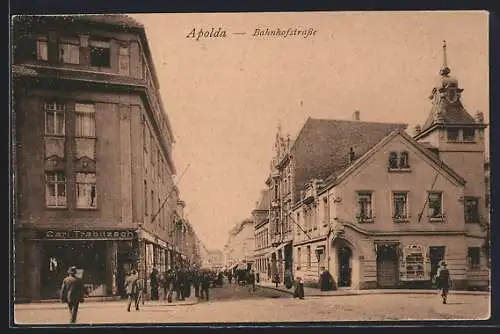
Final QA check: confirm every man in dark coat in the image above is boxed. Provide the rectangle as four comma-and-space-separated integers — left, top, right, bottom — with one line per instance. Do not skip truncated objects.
176, 267, 186, 301
293, 276, 305, 299
124, 269, 140, 311
200, 271, 210, 301
60, 266, 85, 324
150, 267, 159, 301
436, 261, 452, 304
192, 270, 200, 297
319, 267, 335, 291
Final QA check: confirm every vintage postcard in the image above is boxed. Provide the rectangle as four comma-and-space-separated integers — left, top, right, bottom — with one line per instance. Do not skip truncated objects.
11, 11, 490, 325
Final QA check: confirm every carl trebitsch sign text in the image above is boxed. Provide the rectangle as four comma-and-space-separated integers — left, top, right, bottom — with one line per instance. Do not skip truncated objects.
186, 27, 318, 41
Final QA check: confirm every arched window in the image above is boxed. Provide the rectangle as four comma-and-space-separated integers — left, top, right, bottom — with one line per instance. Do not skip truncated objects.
399, 151, 409, 169
388, 152, 398, 169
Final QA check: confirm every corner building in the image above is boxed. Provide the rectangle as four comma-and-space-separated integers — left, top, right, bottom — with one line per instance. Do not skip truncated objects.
12, 15, 184, 301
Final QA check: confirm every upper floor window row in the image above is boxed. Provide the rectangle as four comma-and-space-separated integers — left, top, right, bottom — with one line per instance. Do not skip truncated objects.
447, 128, 475, 142
34, 36, 113, 68
44, 102, 95, 137
388, 151, 410, 170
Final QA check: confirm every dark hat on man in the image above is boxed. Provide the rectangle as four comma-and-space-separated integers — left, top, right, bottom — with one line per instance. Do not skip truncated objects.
67, 266, 77, 274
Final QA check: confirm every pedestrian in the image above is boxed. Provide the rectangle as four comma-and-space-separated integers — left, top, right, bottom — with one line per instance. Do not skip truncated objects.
435, 260, 453, 304
124, 269, 140, 312
227, 271, 233, 285
60, 266, 84, 324
293, 276, 305, 299
319, 267, 335, 291
272, 272, 280, 288
150, 267, 159, 301
192, 270, 200, 298
200, 271, 210, 301
248, 269, 256, 292
284, 267, 293, 289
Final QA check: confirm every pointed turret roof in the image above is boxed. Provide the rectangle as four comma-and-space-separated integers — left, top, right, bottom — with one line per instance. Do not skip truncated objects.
418, 41, 478, 137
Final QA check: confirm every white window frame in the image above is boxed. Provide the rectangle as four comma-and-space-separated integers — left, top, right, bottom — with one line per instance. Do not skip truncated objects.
392, 191, 409, 221
36, 37, 48, 61
75, 172, 97, 209
44, 102, 66, 136
59, 39, 80, 64
356, 191, 374, 222
45, 171, 67, 208
75, 103, 96, 138
428, 191, 444, 220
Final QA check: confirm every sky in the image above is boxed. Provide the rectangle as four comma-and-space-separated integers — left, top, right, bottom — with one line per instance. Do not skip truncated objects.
130, 11, 489, 251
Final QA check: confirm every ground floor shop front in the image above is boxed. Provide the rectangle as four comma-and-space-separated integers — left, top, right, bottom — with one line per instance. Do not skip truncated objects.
14, 227, 187, 302
292, 226, 489, 291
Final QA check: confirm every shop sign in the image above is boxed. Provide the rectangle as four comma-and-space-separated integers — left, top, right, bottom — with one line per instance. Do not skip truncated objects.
35, 229, 136, 240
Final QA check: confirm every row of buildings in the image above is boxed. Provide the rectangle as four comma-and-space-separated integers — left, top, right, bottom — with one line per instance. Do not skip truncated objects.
246, 42, 490, 290
12, 15, 207, 302
223, 220, 255, 271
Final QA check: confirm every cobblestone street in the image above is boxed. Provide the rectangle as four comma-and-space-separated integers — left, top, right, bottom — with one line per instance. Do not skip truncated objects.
14, 284, 490, 325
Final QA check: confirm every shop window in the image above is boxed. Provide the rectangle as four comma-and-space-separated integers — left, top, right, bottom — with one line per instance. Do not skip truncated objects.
76, 172, 96, 208
36, 37, 48, 61
402, 245, 425, 280
75, 103, 96, 137
90, 40, 110, 68
59, 39, 80, 64
356, 191, 373, 222
45, 102, 66, 136
45, 171, 67, 208
393, 192, 409, 221
447, 128, 459, 141
468, 247, 481, 269
463, 128, 475, 142
428, 191, 444, 220
464, 197, 480, 223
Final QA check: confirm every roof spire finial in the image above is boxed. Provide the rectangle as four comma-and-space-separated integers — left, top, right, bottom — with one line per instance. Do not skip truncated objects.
440, 40, 451, 76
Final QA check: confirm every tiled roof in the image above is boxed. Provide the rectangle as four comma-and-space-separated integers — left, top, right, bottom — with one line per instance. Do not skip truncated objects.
292, 118, 407, 201
421, 99, 476, 131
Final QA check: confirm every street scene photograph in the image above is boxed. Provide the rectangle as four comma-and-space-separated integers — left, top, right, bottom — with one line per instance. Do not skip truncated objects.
11, 11, 490, 325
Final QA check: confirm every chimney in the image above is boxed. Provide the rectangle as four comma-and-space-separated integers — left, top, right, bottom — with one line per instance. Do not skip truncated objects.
353, 110, 360, 121
475, 110, 484, 124
414, 124, 421, 135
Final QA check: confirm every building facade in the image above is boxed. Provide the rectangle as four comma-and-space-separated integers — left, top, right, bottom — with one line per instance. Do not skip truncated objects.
12, 15, 197, 302
291, 42, 489, 290
251, 190, 271, 280
224, 219, 255, 270
207, 250, 225, 271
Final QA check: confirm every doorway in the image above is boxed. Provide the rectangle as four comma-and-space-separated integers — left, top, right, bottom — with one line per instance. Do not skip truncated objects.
376, 244, 399, 288
338, 246, 352, 287
429, 246, 446, 281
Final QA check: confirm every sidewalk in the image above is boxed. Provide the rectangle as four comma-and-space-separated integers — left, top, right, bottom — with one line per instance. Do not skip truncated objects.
257, 281, 490, 297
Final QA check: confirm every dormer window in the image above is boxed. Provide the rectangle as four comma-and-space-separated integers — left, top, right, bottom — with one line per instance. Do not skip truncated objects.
463, 128, 475, 142
388, 151, 411, 171
447, 128, 459, 141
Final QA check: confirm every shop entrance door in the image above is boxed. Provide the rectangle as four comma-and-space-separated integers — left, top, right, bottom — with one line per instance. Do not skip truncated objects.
429, 246, 446, 280
338, 246, 352, 287
377, 245, 399, 288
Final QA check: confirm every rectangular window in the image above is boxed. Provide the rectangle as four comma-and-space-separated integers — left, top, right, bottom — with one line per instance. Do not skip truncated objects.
356, 191, 373, 221
45, 171, 66, 208
36, 38, 48, 61
297, 247, 301, 268
393, 192, 409, 220
428, 192, 444, 219
447, 128, 459, 141
464, 197, 480, 223
307, 246, 311, 268
76, 172, 97, 208
323, 197, 330, 226
468, 247, 481, 269
44, 102, 66, 135
118, 45, 130, 75
59, 42, 80, 64
144, 180, 148, 216
463, 128, 475, 142
90, 40, 111, 67
75, 103, 96, 137
151, 190, 155, 216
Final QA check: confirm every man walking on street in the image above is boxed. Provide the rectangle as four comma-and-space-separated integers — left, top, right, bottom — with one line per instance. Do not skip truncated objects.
124, 269, 140, 312
200, 271, 210, 301
248, 269, 256, 292
435, 260, 452, 304
60, 266, 84, 324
